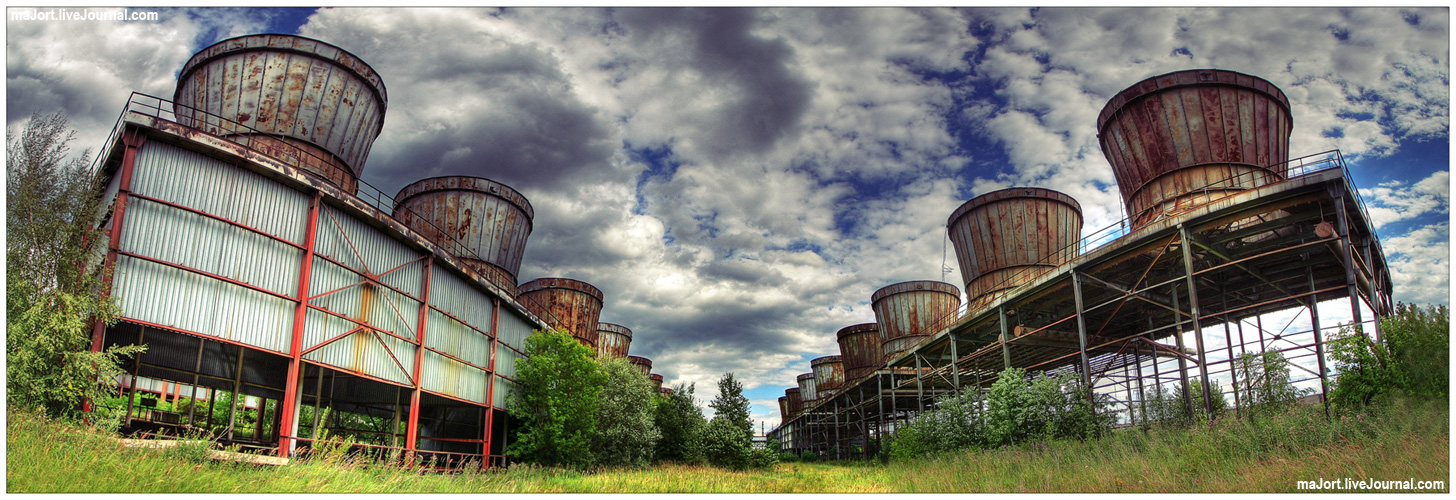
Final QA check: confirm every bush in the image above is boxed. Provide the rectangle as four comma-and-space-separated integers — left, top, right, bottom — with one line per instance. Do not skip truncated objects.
506, 329, 605, 468
592, 357, 660, 467
697, 416, 750, 470
985, 368, 1111, 448
1329, 303, 1449, 407
1142, 380, 1229, 427
653, 382, 705, 463
1232, 350, 1308, 417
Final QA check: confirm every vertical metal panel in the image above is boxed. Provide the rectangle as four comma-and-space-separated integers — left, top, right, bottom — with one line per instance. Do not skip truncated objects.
796, 373, 818, 402
113, 255, 293, 353
314, 204, 419, 283
131, 142, 308, 244
835, 323, 882, 381
947, 188, 1083, 308
420, 350, 489, 404
174, 34, 387, 181
810, 355, 844, 393
425, 309, 491, 368
492, 376, 517, 408
302, 311, 415, 386
496, 309, 535, 351
120, 197, 301, 298
427, 265, 495, 333
1097, 69, 1292, 227
494, 347, 522, 379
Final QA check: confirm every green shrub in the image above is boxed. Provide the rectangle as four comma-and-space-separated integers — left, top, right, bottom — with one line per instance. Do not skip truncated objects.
1232, 350, 1308, 417
1329, 303, 1449, 407
697, 416, 749, 470
592, 357, 661, 467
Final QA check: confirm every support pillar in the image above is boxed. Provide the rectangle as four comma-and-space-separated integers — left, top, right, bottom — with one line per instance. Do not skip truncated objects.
278, 192, 321, 457
913, 355, 925, 412
949, 334, 960, 391
1333, 194, 1366, 338
1309, 273, 1331, 418
407, 258, 435, 458
124, 327, 146, 426
1170, 286, 1193, 417
998, 307, 1012, 370
187, 338, 204, 426
86, 128, 147, 417
1178, 225, 1215, 416
226, 346, 244, 440
1071, 272, 1094, 396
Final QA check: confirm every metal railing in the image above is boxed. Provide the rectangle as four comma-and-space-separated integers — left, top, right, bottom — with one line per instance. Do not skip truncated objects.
96, 92, 568, 337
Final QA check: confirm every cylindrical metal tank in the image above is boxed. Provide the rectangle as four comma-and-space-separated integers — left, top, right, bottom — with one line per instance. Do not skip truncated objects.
948, 188, 1083, 310
871, 281, 960, 362
786, 388, 803, 416
517, 278, 604, 347
662, 387, 674, 396
882, 335, 929, 364
394, 176, 534, 295
595, 322, 632, 359
1097, 69, 1293, 228
649, 373, 664, 392
796, 373, 818, 403
778, 396, 790, 419
810, 355, 845, 399
836, 323, 882, 380
627, 355, 652, 377
174, 34, 388, 193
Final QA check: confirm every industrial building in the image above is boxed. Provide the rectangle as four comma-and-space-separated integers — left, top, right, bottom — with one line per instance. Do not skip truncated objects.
771, 69, 1392, 458
84, 33, 668, 467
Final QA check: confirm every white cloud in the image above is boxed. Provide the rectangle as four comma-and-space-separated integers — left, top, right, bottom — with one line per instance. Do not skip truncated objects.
1383, 222, 1451, 306
1359, 170, 1450, 229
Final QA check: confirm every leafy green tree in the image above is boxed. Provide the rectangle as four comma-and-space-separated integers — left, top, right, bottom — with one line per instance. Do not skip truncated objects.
654, 382, 705, 463
6, 112, 143, 419
1329, 303, 1450, 407
1141, 380, 1228, 427
592, 356, 661, 467
699, 373, 753, 469
506, 328, 605, 468
1233, 350, 1308, 416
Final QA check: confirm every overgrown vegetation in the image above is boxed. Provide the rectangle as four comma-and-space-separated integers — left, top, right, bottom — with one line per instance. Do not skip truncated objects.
6, 112, 144, 419
592, 356, 661, 467
653, 382, 705, 463
1328, 303, 1450, 407
506, 328, 606, 468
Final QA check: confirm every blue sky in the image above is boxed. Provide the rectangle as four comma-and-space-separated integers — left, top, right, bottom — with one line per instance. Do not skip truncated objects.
7, 7, 1448, 431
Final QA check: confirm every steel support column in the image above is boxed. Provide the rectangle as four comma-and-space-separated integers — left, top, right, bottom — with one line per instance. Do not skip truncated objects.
1179, 225, 1215, 415
1170, 287, 1193, 417
999, 307, 1012, 370
950, 334, 960, 391
484, 296, 501, 466
1333, 193, 1366, 337
1308, 273, 1330, 418
1071, 272, 1094, 395
277, 191, 321, 457
86, 128, 147, 416
406, 258, 434, 458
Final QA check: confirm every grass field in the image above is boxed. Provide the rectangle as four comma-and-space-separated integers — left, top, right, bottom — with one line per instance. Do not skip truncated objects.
7, 400, 1448, 493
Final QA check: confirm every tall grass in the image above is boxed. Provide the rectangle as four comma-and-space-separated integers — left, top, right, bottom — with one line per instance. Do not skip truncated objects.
7, 400, 1447, 493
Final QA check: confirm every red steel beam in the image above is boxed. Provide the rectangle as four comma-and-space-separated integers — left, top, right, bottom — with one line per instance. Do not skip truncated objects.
484, 296, 501, 464
278, 191, 321, 458
406, 257, 434, 458
86, 128, 146, 417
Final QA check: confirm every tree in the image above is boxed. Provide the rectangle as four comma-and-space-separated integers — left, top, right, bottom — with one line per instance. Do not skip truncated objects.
592, 356, 661, 467
6, 112, 143, 419
700, 372, 752, 469
1329, 303, 1450, 407
1232, 350, 1308, 416
506, 328, 605, 468
654, 382, 705, 463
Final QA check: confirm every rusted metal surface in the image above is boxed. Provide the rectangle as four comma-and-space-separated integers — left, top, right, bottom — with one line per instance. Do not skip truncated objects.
661, 387, 674, 396
173, 34, 388, 190
627, 355, 652, 376
835, 323, 882, 381
785, 388, 803, 416
796, 372, 818, 402
517, 278, 604, 346
1098, 69, 1292, 228
810, 355, 845, 397
778, 396, 790, 419
948, 188, 1083, 310
595, 322, 632, 359
881, 335, 929, 364
394, 176, 534, 295
649, 373, 664, 392
871, 280, 960, 342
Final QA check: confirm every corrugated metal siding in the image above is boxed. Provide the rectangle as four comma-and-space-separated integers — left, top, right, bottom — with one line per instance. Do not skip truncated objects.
428, 266, 495, 333
113, 255, 293, 353
420, 350, 489, 404
492, 376, 518, 408
425, 309, 491, 368
308, 257, 420, 338
131, 142, 309, 244
494, 346, 522, 379
496, 309, 535, 351
314, 204, 418, 280
121, 197, 302, 297
301, 312, 416, 386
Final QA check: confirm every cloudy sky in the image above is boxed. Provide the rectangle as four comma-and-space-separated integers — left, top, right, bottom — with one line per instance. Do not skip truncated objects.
7, 6, 1448, 431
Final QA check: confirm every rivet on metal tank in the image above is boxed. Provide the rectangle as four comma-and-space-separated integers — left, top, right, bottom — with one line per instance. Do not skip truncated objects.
810, 355, 845, 398
394, 176, 534, 295
947, 188, 1083, 311
1097, 69, 1293, 228
626, 355, 653, 377
835, 323, 882, 381
595, 322, 633, 359
796, 373, 818, 403
173, 34, 389, 193
518, 278, 605, 347
871, 281, 961, 361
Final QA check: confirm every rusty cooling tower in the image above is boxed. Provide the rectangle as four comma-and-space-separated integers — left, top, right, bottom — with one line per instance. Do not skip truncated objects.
595, 323, 632, 359
627, 355, 652, 377
872, 281, 960, 362
1098, 69, 1292, 228
948, 188, 1082, 310
518, 278, 604, 346
836, 323, 882, 381
778, 396, 790, 419
650, 373, 664, 392
174, 34, 387, 192
394, 176, 533, 295
786, 388, 803, 416
810, 355, 845, 399
796, 373, 818, 403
